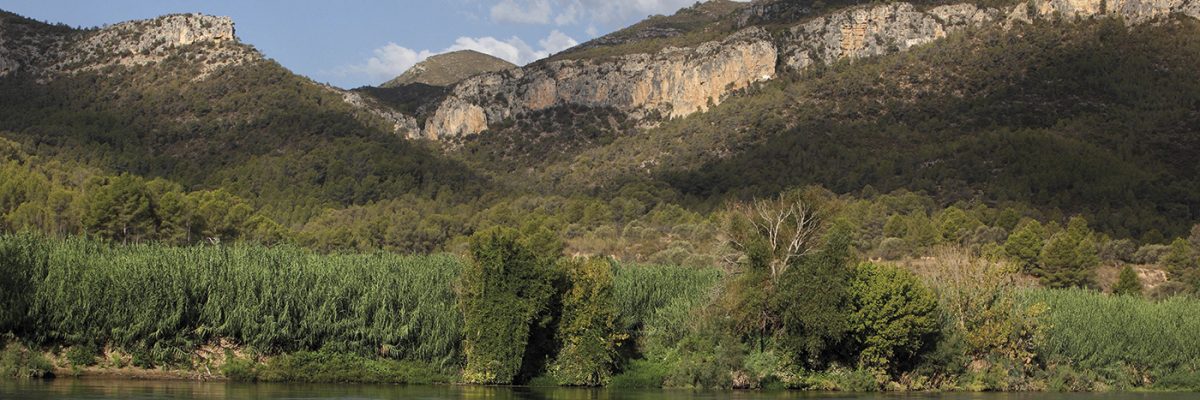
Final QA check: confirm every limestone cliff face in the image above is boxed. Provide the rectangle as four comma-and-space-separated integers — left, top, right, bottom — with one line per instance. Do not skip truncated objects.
407, 0, 1196, 141
780, 0, 1198, 71
57, 14, 249, 76
420, 28, 777, 139
780, 3, 1002, 71
0, 12, 253, 80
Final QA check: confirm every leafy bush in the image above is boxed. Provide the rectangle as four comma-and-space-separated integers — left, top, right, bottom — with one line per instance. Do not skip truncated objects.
849, 262, 940, 374
550, 257, 625, 386
459, 228, 562, 384
220, 354, 258, 382
256, 351, 450, 384
0, 342, 53, 378
608, 359, 670, 388
65, 344, 99, 367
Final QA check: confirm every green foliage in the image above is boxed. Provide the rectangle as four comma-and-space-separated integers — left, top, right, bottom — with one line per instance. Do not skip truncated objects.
1004, 220, 1045, 272
550, 257, 625, 386
1025, 288, 1200, 389
0, 233, 463, 366
663, 319, 744, 389
1036, 216, 1099, 288
459, 227, 562, 384
849, 263, 940, 374
0, 342, 53, 379
774, 225, 854, 368
1161, 238, 1197, 277
612, 263, 720, 358
256, 351, 450, 384
1112, 266, 1142, 297
608, 358, 670, 388
220, 354, 258, 382
64, 344, 99, 367
902, 247, 1046, 386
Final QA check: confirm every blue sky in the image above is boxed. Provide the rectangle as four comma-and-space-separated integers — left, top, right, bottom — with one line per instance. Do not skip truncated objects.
0, 0, 726, 88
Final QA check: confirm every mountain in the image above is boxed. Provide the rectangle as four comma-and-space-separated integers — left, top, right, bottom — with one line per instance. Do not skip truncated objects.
391, 0, 1199, 140
380, 50, 515, 88
1, 0, 1199, 253
0, 11, 487, 225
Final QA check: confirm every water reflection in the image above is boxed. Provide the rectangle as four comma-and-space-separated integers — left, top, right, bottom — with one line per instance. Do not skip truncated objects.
1, 379, 1193, 400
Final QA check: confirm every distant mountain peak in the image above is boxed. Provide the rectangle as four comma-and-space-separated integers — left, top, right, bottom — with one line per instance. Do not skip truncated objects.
380, 50, 515, 88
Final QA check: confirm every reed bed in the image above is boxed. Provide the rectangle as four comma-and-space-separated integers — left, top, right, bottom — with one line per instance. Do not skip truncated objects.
0, 233, 463, 366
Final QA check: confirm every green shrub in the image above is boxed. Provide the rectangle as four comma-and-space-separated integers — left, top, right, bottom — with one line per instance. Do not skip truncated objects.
65, 344, 99, 367
609, 359, 670, 389
849, 262, 940, 375
256, 351, 449, 384
0, 342, 53, 378
459, 227, 562, 384
549, 257, 624, 386
220, 355, 259, 382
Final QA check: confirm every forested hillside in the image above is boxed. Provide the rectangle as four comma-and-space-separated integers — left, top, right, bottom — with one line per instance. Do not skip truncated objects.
2, 0, 1200, 391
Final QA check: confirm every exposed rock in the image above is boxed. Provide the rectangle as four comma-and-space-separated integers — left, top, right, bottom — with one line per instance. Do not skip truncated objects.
55, 14, 250, 77
423, 27, 777, 139
0, 12, 255, 80
340, 90, 423, 138
780, 3, 1002, 71
394, 0, 1199, 141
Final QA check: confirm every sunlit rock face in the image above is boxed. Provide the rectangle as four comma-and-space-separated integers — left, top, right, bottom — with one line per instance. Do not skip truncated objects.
402, 0, 1199, 140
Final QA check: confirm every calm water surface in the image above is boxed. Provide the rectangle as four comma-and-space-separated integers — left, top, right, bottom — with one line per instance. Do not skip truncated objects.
1, 379, 1194, 400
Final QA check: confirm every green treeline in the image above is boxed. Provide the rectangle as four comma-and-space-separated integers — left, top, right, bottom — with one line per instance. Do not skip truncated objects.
4, 196, 1200, 390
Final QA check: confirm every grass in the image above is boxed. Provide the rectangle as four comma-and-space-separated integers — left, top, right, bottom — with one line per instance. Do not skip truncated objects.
0, 342, 53, 378
0, 233, 464, 367
255, 351, 453, 384
613, 263, 721, 353
1023, 288, 1200, 389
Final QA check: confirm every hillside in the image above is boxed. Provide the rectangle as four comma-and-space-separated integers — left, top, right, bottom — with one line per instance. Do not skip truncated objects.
0, 0, 1198, 249
380, 50, 515, 88
4, 1, 1200, 392
0, 11, 487, 225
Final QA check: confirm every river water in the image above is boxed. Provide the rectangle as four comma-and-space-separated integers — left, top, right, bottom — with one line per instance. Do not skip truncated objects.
1, 379, 1193, 399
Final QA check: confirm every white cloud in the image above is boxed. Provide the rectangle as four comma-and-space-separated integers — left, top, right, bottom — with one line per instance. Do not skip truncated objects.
490, 0, 553, 24
333, 30, 579, 86
333, 43, 436, 84
489, 0, 751, 27
538, 30, 579, 54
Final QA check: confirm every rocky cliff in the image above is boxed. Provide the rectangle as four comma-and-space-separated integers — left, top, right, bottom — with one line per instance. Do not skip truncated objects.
400, 0, 1198, 141
780, 0, 1199, 71
0, 12, 255, 80
419, 28, 776, 139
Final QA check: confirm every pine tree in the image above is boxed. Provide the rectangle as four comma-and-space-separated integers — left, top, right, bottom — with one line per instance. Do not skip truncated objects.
1036, 216, 1098, 288
1112, 265, 1142, 296
1004, 220, 1045, 272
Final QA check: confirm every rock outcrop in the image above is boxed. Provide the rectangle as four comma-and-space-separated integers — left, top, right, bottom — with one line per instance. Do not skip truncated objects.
0, 12, 254, 79
419, 28, 776, 139
401, 0, 1198, 141
779, 0, 1199, 71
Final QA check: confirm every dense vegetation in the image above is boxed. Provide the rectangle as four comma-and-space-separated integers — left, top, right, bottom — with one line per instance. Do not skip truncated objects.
2, 1, 1200, 392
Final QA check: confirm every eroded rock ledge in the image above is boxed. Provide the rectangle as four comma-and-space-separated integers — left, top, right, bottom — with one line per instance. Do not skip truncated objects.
401, 0, 1198, 140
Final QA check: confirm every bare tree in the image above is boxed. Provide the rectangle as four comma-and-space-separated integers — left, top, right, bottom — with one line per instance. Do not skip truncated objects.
722, 194, 820, 282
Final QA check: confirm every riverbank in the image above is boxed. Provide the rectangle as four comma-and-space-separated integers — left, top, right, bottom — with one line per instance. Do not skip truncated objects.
4, 234, 1200, 392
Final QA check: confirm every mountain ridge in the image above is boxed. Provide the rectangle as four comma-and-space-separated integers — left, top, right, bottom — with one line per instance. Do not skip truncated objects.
380, 50, 515, 88
384, 0, 1200, 140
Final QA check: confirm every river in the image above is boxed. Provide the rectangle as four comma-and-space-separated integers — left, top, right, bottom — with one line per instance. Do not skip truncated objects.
1, 379, 1193, 399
